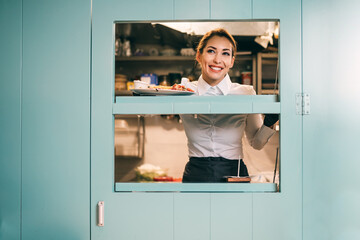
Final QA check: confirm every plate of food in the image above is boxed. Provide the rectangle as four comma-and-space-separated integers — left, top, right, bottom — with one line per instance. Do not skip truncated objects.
131, 83, 195, 96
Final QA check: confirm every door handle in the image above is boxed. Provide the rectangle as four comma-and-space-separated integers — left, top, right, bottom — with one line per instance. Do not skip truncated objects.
97, 201, 104, 226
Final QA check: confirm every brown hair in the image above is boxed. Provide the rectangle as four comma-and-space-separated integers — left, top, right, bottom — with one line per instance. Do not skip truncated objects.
197, 28, 237, 57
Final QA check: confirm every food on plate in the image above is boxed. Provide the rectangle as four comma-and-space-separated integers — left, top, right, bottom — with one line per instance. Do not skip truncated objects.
147, 83, 194, 92
171, 84, 194, 92
135, 163, 168, 182
147, 85, 172, 90
153, 176, 173, 182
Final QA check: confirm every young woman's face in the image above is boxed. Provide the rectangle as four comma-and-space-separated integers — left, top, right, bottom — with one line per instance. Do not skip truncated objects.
196, 36, 235, 86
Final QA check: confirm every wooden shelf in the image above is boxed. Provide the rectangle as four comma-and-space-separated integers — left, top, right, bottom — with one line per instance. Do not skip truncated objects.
256, 52, 279, 94
261, 52, 278, 59
261, 89, 279, 95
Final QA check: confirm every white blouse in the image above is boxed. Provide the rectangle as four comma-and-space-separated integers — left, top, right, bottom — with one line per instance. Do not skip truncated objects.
180, 74, 275, 160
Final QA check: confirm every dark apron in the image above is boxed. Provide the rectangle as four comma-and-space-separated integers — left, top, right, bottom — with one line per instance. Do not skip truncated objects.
182, 157, 249, 183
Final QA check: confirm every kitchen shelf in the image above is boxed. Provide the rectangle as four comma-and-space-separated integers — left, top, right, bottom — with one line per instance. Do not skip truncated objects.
113, 95, 280, 115
256, 52, 279, 95
115, 182, 277, 192
115, 55, 253, 62
261, 89, 279, 95
116, 55, 195, 61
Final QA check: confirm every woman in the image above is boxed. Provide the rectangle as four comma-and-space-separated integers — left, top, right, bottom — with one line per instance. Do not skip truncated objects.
181, 28, 278, 183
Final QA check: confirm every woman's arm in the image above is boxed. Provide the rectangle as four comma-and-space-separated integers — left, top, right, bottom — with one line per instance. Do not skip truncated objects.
244, 114, 276, 150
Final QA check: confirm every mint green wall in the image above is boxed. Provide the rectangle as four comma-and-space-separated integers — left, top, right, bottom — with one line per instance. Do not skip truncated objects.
21, 0, 91, 239
0, 0, 91, 239
302, 0, 360, 239
1, 0, 360, 239
0, 1, 21, 239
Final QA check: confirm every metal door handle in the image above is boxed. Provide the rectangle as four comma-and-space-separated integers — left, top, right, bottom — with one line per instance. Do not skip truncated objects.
97, 201, 104, 226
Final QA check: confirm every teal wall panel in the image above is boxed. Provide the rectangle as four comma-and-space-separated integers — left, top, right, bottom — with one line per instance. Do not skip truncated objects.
303, 0, 360, 239
103, 193, 174, 240
253, 0, 302, 239
21, 0, 91, 239
253, 194, 302, 239
173, 194, 211, 240
0, 0, 22, 239
102, 0, 174, 20
91, 1, 175, 239
211, 0, 251, 19
174, 0, 210, 20
211, 193, 252, 240
253, 0, 282, 19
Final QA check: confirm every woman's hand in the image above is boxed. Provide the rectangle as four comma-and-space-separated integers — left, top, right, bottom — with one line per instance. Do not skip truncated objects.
264, 114, 279, 127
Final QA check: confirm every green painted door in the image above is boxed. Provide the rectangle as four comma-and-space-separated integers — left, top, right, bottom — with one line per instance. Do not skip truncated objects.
91, 0, 302, 239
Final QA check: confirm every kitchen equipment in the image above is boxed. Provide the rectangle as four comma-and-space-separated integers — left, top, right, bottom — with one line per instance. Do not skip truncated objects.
168, 73, 182, 85
140, 73, 158, 85
126, 81, 134, 90
158, 75, 171, 86
115, 74, 127, 91
241, 71, 252, 85
273, 147, 279, 183
133, 80, 149, 89
225, 156, 251, 183
148, 48, 159, 56
180, 48, 196, 56
160, 48, 177, 56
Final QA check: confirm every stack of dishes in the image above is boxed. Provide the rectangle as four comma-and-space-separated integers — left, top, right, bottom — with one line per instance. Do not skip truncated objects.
115, 74, 127, 91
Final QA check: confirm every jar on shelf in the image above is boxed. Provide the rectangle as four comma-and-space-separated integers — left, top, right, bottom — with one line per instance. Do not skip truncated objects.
241, 71, 252, 85
158, 75, 171, 86
115, 74, 127, 91
140, 73, 158, 85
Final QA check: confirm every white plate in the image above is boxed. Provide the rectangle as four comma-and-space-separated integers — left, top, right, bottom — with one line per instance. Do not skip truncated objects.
131, 89, 195, 96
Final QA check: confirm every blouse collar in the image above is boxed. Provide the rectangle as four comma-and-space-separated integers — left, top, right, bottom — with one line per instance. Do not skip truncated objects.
197, 74, 232, 96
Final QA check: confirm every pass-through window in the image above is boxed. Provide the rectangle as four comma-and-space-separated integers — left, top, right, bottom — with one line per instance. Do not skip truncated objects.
113, 21, 280, 192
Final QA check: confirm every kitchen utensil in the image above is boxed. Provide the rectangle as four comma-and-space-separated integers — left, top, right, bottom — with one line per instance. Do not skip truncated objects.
158, 75, 171, 86
273, 147, 279, 183
133, 80, 149, 89
140, 73, 158, 85
225, 156, 251, 183
168, 73, 182, 85
241, 71, 252, 85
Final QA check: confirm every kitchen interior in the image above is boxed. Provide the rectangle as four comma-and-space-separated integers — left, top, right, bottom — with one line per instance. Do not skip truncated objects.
113, 21, 280, 184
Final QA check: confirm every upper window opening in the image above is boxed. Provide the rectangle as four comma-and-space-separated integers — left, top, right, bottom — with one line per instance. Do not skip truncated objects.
114, 21, 279, 96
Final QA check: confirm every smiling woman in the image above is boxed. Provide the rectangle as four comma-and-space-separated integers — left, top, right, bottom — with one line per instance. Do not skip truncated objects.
195, 28, 236, 86
179, 28, 278, 183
